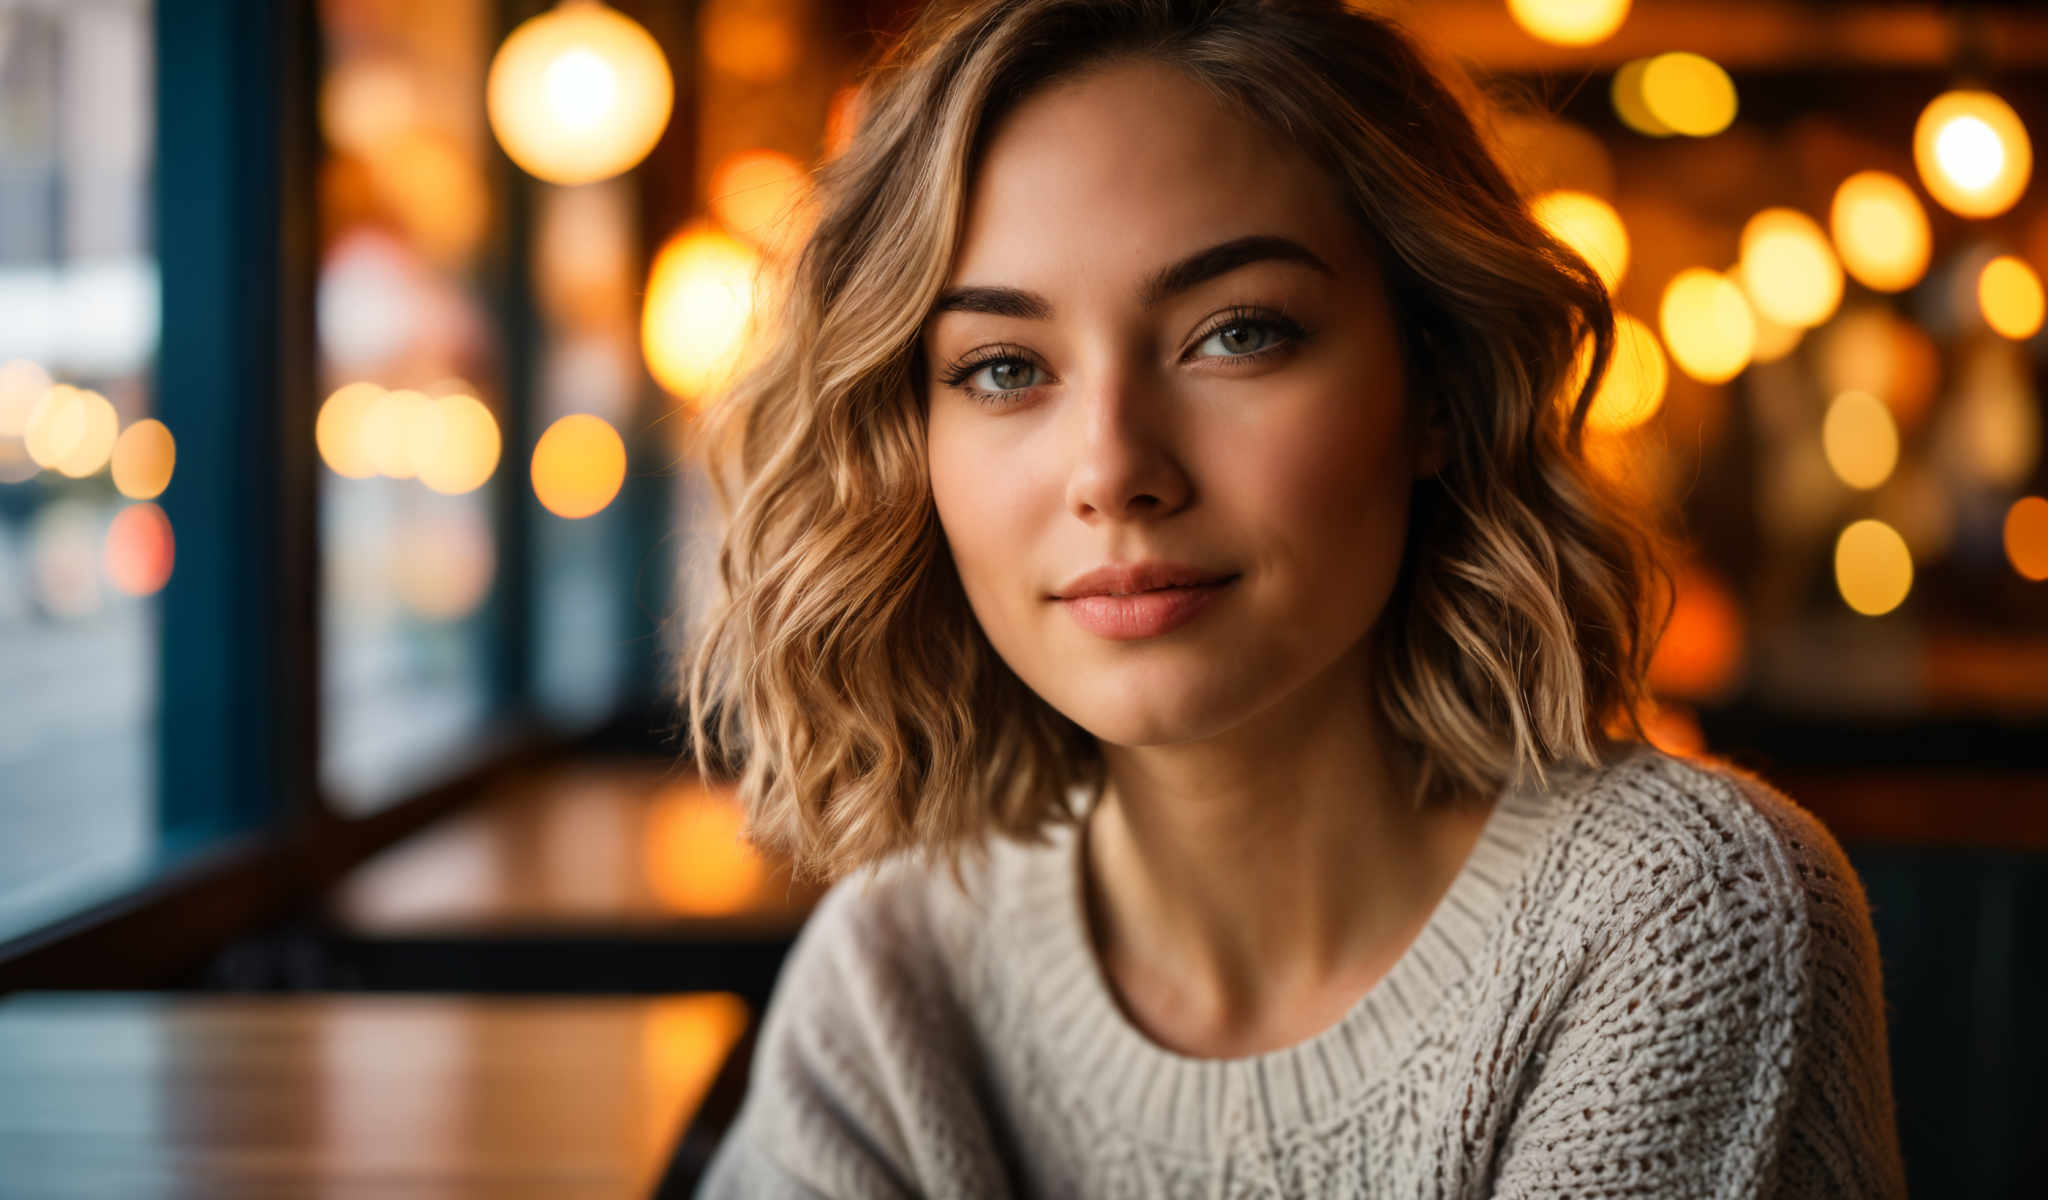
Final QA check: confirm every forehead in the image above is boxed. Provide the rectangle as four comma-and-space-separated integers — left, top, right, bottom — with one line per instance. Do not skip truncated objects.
946, 58, 1369, 291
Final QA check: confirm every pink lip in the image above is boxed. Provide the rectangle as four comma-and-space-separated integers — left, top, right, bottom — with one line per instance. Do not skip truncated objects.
1057, 576, 1238, 640
1054, 561, 1236, 600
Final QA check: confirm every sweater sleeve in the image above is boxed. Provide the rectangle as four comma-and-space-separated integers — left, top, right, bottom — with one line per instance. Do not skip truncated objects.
693, 863, 1016, 1200
1489, 769, 1906, 1199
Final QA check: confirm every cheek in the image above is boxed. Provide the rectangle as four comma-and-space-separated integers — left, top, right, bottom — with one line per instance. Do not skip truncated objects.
927, 419, 1038, 617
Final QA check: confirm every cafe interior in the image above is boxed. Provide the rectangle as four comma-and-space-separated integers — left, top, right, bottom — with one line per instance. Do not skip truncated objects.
0, 0, 2043, 1194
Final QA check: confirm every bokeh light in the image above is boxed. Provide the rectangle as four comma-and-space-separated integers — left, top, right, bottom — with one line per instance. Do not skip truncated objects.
361, 388, 434, 480
709, 149, 811, 252
1830, 171, 1931, 293
317, 382, 384, 479
1914, 89, 2032, 219
1506, 0, 1631, 47
417, 393, 502, 496
1647, 564, 1745, 701
1531, 190, 1629, 290
703, 2, 798, 82
645, 784, 767, 916
532, 413, 627, 519
104, 502, 175, 597
1738, 208, 1843, 329
642, 222, 760, 405
392, 506, 496, 619
1978, 255, 2045, 340
1611, 58, 1670, 137
1639, 52, 1737, 138
2005, 496, 2048, 581
1659, 268, 1755, 384
1572, 312, 1668, 433
486, 1, 674, 186
1835, 518, 1914, 616
1945, 340, 2040, 489
1749, 311, 1804, 364
1821, 390, 1899, 491
110, 419, 176, 500
26, 386, 118, 478
1817, 306, 1940, 430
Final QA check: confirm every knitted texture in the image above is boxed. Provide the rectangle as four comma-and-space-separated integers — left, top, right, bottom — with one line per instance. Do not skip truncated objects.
697, 747, 1905, 1198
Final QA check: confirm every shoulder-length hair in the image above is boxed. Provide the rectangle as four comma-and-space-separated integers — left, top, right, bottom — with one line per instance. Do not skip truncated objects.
682, 0, 1669, 884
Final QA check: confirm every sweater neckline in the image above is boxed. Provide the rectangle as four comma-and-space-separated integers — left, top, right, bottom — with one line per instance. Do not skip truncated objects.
1006, 773, 1561, 1148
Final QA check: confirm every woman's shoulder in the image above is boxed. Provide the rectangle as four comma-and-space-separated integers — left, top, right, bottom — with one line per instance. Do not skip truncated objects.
1517, 743, 1876, 976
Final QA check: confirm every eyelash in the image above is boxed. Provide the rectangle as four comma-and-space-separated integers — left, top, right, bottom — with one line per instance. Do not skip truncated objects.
938, 304, 1310, 407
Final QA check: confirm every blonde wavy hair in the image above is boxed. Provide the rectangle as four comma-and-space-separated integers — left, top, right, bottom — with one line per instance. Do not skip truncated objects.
682, 0, 1670, 884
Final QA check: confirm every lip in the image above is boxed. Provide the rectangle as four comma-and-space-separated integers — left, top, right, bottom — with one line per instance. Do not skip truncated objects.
1052, 562, 1239, 641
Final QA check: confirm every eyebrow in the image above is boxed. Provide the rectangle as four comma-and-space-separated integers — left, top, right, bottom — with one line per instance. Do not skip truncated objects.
928, 234, 1333, 321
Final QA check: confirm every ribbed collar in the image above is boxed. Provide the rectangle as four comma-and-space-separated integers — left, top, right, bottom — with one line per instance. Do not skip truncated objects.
998, 774, 1563, 1149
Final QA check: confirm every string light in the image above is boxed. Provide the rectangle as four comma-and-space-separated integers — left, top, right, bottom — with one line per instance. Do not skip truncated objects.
1914, 89, 2032, 219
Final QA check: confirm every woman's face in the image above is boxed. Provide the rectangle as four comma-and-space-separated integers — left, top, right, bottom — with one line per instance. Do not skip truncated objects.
923, 57, 1428, 750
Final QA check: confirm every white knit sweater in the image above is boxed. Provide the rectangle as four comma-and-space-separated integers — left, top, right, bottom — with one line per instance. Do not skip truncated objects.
697, 747, 1905, 1197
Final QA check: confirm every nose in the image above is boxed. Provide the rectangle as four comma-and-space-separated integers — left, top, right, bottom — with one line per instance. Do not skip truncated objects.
1062, 367, 1192, 523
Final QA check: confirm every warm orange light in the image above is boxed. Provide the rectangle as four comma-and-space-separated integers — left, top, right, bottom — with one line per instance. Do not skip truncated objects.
1640, 52, 1737, 138
1830, 171, 1931, 293
1978, 255, 2045, 340
111, 419, 177, 500
642, 222, 760, 405
1835, 519, 1913, 616
1749, 311, 1804, 363
1531, 190, 1629, 290
1572, 312, 1668, 433
644, 785, 768, 916
1507, 0, 1631, 47
26, 386, 118, 479
417, 393, 502, 496
361, 388, 434, 480
487, 0, 674, 185
709, 149, 811, 252
1611, 58, 1670, 137
532, 413, 627, 519
1821, 390, 1898, 491
703, 2, 798, 82
2006, 496, 2048, 581
1817, 306, 1940, 430
1647, 565, 1744, 701
1914, 89, 2032, 219
1659, 269, 1754, 384
317, 382, 385, 479
104, 502, 175, 597
1738, 208, 1843, 329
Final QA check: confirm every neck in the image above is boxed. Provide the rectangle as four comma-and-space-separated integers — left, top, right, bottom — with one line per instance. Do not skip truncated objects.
1082, 646, 1494, 1054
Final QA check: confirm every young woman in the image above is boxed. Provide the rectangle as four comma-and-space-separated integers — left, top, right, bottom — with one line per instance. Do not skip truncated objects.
684, 1, 1904, 1194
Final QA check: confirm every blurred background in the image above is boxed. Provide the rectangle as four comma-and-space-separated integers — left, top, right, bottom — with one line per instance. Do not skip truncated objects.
0, 0, 2041, 1194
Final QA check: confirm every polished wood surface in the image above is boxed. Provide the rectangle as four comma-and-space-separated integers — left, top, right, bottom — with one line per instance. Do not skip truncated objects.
330, 764, 825, 938
0, 992, 749, 1199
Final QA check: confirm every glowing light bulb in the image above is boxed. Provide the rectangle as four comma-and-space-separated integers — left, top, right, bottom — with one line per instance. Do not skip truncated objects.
1506, 0, 1631, 48
487, 1, 674, 186
1914, 90, 2032, 219
1834, 519, 1913, 616
416, 393, 502, 496
1531, 190, 1629, 290
1659, 269, 1755, 384
1829, 171, 1931, 294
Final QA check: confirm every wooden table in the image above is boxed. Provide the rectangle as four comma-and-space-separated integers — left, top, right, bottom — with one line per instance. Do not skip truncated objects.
0, 992, 749, 1199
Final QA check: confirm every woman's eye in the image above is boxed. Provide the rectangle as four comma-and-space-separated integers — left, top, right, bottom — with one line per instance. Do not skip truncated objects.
1193, 320, 1283, 359
965, 359, 1040, 393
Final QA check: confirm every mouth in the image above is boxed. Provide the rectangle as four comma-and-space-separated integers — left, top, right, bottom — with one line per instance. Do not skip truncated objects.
1056, 575, 1239, 640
